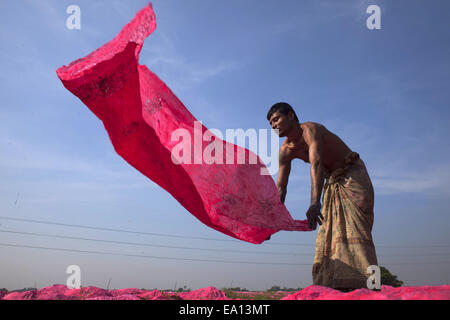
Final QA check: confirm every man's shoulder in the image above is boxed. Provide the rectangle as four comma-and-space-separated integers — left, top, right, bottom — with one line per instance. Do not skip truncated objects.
301, 121, 326, 131
279, 142, 293, 163
301, 122, 327, 140
279, 141, 289, 153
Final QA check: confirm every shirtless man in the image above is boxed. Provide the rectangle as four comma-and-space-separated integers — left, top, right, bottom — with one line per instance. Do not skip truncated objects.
268, 102, 352, 229
267, 102, 378, 290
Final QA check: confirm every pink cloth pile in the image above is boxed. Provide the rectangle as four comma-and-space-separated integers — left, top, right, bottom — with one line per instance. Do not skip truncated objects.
2, 284, 449, 300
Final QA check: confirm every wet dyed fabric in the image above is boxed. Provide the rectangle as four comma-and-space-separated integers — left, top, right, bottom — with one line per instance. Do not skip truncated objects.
56, 4, 310, 244
313, 151, 378, 289
2, 284, 450, 300
281, 284, 450, 300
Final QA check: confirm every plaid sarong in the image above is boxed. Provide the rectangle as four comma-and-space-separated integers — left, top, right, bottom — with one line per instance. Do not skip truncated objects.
312, 151, 378, 289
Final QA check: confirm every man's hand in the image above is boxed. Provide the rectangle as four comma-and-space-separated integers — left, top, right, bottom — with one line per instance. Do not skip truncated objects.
306, 203, 324, 230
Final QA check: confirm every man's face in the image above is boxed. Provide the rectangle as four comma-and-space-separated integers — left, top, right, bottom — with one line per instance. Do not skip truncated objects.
269, 111, 291, 137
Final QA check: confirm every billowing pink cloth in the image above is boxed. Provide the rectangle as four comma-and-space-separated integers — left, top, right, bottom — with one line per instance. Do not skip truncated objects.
56, 3, 310, 244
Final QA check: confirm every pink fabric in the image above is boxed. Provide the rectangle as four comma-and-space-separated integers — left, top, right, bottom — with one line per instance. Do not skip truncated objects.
56, 3, 310, 244
280, 285, 450, 300
2, 284, 449, 300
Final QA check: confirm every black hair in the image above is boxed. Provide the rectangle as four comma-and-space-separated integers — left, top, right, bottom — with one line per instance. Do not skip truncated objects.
267, 102, 299, 123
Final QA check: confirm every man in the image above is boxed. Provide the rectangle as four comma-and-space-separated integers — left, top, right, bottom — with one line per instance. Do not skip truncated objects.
267, 102, 378, 291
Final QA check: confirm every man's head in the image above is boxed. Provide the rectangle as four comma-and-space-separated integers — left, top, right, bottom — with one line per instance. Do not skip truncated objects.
267, 102, 299, 137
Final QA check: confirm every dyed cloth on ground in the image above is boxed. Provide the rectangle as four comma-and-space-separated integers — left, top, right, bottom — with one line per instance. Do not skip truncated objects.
281, 284, 450, 300
313, 151, 378, 289
56, 3, 310, 244
2, 284, 450, 300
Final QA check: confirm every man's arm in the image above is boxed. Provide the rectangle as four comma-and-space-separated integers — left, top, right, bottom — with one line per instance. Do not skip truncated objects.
304, 125, 325, 229
277, 146, 291, 204
305, 126, 325, 205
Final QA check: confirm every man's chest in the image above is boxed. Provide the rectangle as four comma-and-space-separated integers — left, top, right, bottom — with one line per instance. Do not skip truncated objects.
285, 144, 310, 163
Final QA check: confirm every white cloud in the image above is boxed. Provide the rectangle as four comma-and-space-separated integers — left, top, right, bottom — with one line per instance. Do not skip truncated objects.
0, 133, 158, 209
141, 33, 239, 91
372, 164, 450, 196
0, 134, 153, 185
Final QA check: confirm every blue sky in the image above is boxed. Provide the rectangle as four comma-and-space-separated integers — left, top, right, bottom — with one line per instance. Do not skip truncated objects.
0, 0, 449, 291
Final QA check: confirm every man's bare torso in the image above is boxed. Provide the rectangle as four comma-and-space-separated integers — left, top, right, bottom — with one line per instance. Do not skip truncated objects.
281, 122, 352, 174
